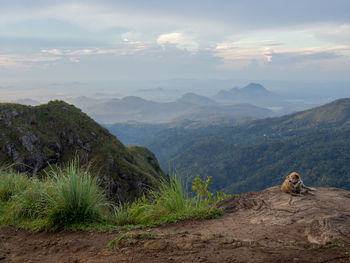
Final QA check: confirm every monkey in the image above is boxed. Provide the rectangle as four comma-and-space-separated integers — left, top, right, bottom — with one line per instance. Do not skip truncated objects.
280, 172, 316, 196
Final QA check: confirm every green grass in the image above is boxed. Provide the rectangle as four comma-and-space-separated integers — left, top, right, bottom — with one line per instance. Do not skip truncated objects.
44, 161, 108, 230
107, 175, 223, 227
1, 161, 109, 230
0, 168, 31, 201
0, 164, 223, 231
324, 243, 344, 248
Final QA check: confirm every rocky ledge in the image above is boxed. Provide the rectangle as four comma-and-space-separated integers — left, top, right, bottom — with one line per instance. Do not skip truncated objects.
218, 186, 350, 245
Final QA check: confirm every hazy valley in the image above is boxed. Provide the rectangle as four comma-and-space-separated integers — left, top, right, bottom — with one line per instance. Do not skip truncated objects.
106, 97, 350, 195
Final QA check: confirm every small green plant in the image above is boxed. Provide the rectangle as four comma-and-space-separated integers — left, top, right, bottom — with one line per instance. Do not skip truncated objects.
192, 174, 232, 204
108, 231, 155, 249
192, 174, 214, 202
325, 243, 344, 248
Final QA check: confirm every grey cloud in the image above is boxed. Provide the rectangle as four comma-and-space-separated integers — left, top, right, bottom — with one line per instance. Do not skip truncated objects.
264, 50, 341, 65
1, 0, 350, 33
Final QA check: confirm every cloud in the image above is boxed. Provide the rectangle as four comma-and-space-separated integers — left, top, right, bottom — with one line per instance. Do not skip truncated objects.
41, 49, 63, 55
1, 1, 350, 81
40, 41, 152, 58
213, 40, 269, 69
157, 33, 199, 52
69, 57, 80, 63
0, 54, 61, 70
311, 23, 350, 44
264, 49, 341, 65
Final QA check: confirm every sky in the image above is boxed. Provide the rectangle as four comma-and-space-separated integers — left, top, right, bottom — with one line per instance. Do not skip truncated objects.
1, 0, 350, 98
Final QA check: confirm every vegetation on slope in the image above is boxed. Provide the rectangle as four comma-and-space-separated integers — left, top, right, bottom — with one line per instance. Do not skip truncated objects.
107, 98, 350, 194
0, 100, 164, 202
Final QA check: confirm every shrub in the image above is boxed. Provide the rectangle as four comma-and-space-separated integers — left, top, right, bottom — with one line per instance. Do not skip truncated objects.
45, 160, 108, 229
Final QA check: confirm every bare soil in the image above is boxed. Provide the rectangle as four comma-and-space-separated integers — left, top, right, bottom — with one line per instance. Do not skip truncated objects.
1, 186, 350, 263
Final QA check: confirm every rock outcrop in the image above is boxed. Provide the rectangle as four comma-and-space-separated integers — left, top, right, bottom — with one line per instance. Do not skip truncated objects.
218, 186, 350, 245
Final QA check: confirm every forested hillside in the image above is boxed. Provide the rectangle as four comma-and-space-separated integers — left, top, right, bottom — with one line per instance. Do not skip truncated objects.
110, 98, 350, 194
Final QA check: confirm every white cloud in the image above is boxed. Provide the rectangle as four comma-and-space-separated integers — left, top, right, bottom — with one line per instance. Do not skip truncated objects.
0, 54, 61, 70
157, 32, 199, 52
213, 37, 350, 70
41, 49, 63, 55
40, 41, 151, 58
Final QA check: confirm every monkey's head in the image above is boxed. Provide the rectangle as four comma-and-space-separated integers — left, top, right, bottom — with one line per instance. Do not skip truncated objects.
287, 172, 300, 185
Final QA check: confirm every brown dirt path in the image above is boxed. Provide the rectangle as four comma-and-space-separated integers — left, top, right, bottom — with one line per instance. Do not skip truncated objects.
1, 186, 350, 263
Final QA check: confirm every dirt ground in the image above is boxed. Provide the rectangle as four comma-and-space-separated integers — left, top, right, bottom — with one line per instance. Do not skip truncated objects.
1, 187, 350, 263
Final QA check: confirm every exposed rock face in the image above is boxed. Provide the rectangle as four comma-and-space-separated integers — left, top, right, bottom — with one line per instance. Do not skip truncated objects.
0, 101, 165, 202
218, 186, 350, 245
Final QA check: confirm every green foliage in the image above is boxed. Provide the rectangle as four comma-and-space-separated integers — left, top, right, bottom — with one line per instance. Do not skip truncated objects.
44, 160, 108, 229
9, 177, 52, 220
1, 162, 108, 230
1, 165, 223, 231
192, 175, 232, 203
0, 100, 165, 203
0, 169, 31, 201
192, 174, 213, 201
325, 243, 344, 248
137, 99, 350, 194
111, 175, 223, 227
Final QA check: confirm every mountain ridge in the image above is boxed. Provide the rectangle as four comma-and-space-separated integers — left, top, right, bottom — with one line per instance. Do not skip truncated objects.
0, 100, 165, 202
111, 98, 350, 193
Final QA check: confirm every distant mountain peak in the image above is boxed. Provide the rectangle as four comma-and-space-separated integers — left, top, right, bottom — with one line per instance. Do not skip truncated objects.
178, 92, 217, 106
122, 96, 148, 103
242, 83, 267, 92
214, 82, 274, 103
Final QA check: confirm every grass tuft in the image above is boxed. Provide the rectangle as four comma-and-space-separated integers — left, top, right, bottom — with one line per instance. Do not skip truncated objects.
45, 160, 108, 229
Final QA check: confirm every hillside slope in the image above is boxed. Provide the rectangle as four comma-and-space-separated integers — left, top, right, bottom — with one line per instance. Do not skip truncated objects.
141, 98, 350, 193
0, 101, 164, 202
